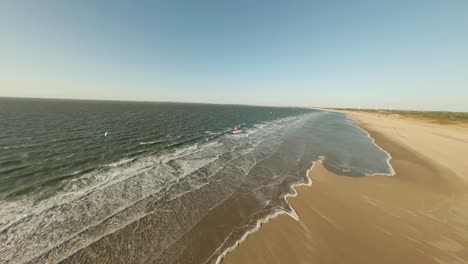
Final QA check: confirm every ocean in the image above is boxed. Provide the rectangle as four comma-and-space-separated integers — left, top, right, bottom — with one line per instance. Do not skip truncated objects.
0, 98, 393, 264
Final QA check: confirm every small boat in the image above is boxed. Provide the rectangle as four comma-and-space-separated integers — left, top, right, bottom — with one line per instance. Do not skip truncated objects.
231, 125, 243, 134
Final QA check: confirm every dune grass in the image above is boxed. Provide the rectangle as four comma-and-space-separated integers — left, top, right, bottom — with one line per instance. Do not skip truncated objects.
330, 108, 468, 124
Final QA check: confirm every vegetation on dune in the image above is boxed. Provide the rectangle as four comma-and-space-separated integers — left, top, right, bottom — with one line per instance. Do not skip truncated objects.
329, 108, 468, 124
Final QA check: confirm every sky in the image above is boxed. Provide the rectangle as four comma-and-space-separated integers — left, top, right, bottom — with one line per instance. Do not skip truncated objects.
1, 1, 467, 111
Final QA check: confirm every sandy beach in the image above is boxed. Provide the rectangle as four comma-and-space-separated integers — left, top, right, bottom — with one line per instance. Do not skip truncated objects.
223, 111, 468, 264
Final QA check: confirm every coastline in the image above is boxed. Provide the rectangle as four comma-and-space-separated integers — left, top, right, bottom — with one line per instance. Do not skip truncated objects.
223, 110, 468, 263
215, 155, 325, 264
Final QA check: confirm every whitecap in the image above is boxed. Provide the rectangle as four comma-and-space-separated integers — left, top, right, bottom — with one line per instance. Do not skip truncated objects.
139, 139, 167, 145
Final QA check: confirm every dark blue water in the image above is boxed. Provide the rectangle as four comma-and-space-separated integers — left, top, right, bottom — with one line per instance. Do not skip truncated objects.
0, 98, 393, 264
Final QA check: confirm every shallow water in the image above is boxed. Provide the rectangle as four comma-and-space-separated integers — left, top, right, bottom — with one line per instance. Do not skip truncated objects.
0, 98, 393, 263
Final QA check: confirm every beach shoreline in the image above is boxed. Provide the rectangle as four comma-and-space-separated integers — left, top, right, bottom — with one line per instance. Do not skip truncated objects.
223, 110, 468, 264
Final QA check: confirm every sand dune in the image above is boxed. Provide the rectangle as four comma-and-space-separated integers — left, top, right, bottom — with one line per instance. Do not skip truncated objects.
223, 111, 468, 264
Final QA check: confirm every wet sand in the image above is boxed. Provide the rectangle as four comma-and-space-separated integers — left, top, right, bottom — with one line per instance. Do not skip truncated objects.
223, 111, 468, 264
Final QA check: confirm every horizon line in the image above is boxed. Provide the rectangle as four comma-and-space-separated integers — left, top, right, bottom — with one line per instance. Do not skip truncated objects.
0, 96, 314, 109
1, 96, 466, 114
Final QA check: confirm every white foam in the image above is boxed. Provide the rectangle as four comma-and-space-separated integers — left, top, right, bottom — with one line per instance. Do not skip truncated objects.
214, 157, 323, 264
139, 139, 167, 145
205, 130, 221, 135
212, 113, 397, 263
343, 113, 396, 176
212, 210, 287, 264
0, 114, 312, 264
104, 157, 135, 167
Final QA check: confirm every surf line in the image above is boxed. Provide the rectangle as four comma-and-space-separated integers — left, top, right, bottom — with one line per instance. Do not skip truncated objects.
344, 113, 395, 177
214, 156, 325, 264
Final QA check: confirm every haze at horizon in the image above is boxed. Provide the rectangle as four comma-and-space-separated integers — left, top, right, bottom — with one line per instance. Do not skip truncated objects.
1, 1, 467, 111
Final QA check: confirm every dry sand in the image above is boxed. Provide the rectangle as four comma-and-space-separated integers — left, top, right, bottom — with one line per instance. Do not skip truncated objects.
223, 111, 468, 264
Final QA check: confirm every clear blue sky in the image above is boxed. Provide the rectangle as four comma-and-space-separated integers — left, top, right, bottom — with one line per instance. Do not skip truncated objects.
1, 1, 467, 111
